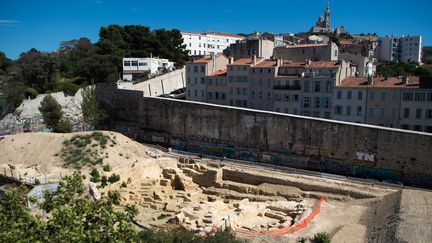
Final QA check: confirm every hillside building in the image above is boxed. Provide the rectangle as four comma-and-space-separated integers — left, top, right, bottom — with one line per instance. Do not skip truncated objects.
181, 31, 244, 57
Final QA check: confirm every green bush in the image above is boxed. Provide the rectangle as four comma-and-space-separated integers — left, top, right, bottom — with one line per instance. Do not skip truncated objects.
103, 164, 111, 172
24, 87, 39, 99
107, 190, 121, 205
101, 176, 108, 188
54, 119, 72, 133
90, 168, 100, 182
108, 174, 120, 184
313, 232, 331, 243
55, 81, 80, 96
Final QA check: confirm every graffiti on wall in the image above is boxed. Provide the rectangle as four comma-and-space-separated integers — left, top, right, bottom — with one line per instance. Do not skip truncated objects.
352, 166, 401, 181
354, 151, 376, 167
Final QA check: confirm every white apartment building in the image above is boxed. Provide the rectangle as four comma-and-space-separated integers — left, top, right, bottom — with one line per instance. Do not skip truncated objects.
379, 35, 422, 63
181, 31, 244, 57
122, 57, 175, 82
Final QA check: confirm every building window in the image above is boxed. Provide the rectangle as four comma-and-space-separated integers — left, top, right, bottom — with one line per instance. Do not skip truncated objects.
284, 95, 290, 102
335, 106, 343, 115
370, 91, 375, 100
324, 97, 330, 108
357, 106, 362, 116
131, 61, 138, 66
201, 90, 205, 97
200, 66, 205, 73
346, 106, 352, 116
314, 97, 320, 108
427, 93, 432, 101
207, 92, 212, 99
380, 108, 386, 117
194, 77, 198, 84
193, 66, 198, 73
123, 61, 131, 66
403, 92, 413, 101
381, 92, 386, 101
426, 109, 432, 119
358, 91, 363, 100
187, 89, 191, 96
315, 81, 321, 92
304, 97, 310, 108
337, 91, 342, 99
391, 108, 397, 117
369, 108, 374, 117
276, 107, 280, 112
414, 125, 422, 131
201, 77, 205, 84
284, 108, 289, 113
416, 109, 422, 119
305, 81, 310, 92
326, 81, 332, 93
347, 91, 352, 100
404, 108, 410, 118
392, 92, 398, 101
324, 112, 331, 119
313, 111, 320, 117
194, 90, 197, 97
414, 92, 426, 101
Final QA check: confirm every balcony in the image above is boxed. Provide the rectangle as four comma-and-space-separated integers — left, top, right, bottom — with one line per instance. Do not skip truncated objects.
273, 85, 301, 91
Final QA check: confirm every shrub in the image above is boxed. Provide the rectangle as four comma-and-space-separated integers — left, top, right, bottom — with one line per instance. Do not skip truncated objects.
121, 182, 127, 188
103, 164, 111, 172
313, 232, 331, 243
107, 190, 121, 205
90, 168, 100, 182
24, 87, 38, 99
101, 176, 108, 188
54, 120, 72, 133
108, 174, 120, 184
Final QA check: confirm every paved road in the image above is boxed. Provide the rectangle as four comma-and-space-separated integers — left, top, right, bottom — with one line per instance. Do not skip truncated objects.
396, 189, 432, 243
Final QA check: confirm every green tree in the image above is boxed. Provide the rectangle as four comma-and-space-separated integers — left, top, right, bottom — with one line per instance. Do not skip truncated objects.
81, 85, 107, 128
38, 94, 64, 130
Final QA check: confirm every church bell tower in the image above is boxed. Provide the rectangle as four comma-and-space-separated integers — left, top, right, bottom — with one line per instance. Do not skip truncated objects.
324, 0, 331, 29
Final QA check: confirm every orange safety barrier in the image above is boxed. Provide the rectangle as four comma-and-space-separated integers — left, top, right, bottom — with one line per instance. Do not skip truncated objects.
236, 196, 325, 237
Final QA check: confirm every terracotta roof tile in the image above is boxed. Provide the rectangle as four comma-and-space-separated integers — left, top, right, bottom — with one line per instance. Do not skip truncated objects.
229, 57, 265, 66
338, 76, 421, 88
253, 60, 277, 67
208, 69, 227, 77
284, 43, 328, 48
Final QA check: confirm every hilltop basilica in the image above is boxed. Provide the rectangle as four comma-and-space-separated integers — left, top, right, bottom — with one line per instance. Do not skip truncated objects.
310, 0, 346, 34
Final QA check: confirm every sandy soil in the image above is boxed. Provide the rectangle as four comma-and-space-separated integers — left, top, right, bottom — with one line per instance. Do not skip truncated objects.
1, 132, 431, 243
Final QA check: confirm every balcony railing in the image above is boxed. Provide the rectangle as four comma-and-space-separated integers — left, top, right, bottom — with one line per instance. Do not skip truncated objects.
273, 85, 302, 91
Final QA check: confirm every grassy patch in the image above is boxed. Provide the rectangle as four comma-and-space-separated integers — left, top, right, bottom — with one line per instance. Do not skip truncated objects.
60, 132, 116, 168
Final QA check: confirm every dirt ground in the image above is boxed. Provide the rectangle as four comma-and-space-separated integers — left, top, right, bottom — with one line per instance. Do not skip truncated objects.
1, 132, 431, 242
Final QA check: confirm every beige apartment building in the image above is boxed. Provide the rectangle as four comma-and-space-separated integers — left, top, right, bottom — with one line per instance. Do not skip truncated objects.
334, 76, 432, 132
274, 42, 339, 62
229, 37, 274, 61
186, 54, 229, 102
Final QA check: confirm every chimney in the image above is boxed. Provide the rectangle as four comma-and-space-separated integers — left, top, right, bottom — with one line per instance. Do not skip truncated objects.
253, 54, 257, 65
276, 58, 283, 67
229, 56, 234, 64
305, 59, 311, 66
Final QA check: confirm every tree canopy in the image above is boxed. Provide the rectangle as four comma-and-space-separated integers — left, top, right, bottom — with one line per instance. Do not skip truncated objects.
1, 24, 189, 116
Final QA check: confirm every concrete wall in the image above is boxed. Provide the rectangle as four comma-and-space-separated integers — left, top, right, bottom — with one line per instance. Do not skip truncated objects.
97, 84, 432, 188
118, 68, 185, 97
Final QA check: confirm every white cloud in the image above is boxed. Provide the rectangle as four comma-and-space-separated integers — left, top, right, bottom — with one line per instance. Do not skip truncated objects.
0, 19, 21, 27
96, 0, 102, 4
130, 8, 143, 12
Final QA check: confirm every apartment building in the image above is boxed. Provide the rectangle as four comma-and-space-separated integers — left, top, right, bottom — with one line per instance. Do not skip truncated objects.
229, 37, 274, 61
122, 57, 175, 82
378, 35, 422, 63
274, 42, 339, 61
181, 31, 244, 57
275, 60, 353, 118
187, 56, 355, 119
185, 54, 229, 102
334, 76, 432, 132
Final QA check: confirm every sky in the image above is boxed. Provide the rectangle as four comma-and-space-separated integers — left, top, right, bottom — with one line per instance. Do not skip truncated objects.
0, 0, 431, 60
